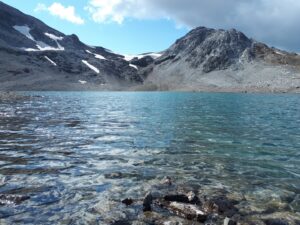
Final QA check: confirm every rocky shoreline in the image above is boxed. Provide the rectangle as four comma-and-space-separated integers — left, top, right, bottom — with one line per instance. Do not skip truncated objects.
103, 177, 300, 225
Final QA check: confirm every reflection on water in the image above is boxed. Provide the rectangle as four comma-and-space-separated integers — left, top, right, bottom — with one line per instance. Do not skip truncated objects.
0, 92, 300, 224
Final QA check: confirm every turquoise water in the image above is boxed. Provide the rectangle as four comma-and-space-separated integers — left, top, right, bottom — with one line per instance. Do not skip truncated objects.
0, 92, 299, 224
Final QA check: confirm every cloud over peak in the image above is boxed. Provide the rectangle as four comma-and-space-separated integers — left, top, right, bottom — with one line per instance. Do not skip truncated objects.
85, 0, 300, 52
35, 2, 85, 25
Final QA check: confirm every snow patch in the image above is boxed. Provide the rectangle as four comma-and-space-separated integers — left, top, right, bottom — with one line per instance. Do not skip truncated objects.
13, 25, 35, 40
13, 25, 64, 51
123, 55, 136, 61
24, 44, 64, 51
123, 52, 162, 61
95, 54, 106, 60
82, 60, 99, 74
79, 80, 87, 84
44, 33, 63, 41
44, 56, 57, 66
141, 53, 163, 59
44, 32, 64, 50
23, 48, 39, 52
86, 50, 106, 60
129, 64, 138, 70
275, 51, 284, 56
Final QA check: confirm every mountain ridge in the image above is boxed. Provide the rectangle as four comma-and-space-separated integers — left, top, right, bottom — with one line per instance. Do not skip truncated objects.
0, 1, 143, 91
136, 27, 300, 92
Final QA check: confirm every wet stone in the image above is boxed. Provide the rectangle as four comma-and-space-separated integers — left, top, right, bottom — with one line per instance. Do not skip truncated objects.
162, 176, 173, 186
164, 194, 190, 203
0, 194, 30, 205
187, 191, 201, 204
264, 219, 290, 225
167, 202, 207, 222
210, 196, 238, 217
122, 198, 134, 206
143, 192, 153, 212
224, 217, 237, 225
164, 192, 200, 205
110, 220, 131, 225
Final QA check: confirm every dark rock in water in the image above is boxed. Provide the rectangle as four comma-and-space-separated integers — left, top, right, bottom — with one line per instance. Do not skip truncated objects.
210, 196, 238, 217
110, 220, 131, 225
164, 191, 200, 204
0, 194, 30, 205
143, 192, 153, 212
164, 194, 190, 203
122, 198, 133, 206
264, 219, 290, 225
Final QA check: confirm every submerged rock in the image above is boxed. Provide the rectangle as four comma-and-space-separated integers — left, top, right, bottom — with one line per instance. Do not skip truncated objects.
264, 219, 290, 225
0, 194, 30, 205
110, 220, 131, 225
104, 172, 123, 179
209, 196, 239, 217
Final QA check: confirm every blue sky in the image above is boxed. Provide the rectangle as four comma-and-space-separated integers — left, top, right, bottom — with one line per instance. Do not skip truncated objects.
2, 0, 300, 53
2, 0, 188, 54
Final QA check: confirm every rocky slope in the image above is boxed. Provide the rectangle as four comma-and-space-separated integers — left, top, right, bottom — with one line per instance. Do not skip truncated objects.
138, 27, 300, 93
0, 1, 142, 91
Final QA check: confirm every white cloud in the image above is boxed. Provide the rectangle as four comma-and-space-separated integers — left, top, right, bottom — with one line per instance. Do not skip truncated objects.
35, 2, 84, 25
85, 0, 300, 52
85, 0, 160, 24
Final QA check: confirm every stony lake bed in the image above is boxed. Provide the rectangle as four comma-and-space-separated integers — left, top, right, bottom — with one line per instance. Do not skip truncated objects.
0, 92, 299, 225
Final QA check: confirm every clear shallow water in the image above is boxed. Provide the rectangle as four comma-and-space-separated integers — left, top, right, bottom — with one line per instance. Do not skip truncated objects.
0, 92, 299, 224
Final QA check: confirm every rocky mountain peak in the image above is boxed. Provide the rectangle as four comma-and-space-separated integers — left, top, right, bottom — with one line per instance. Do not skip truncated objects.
159, 26, 255, 73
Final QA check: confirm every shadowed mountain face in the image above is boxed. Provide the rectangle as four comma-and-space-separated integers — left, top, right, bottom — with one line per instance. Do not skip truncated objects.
0, 1, 142, 91
1, 1, 300, 92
